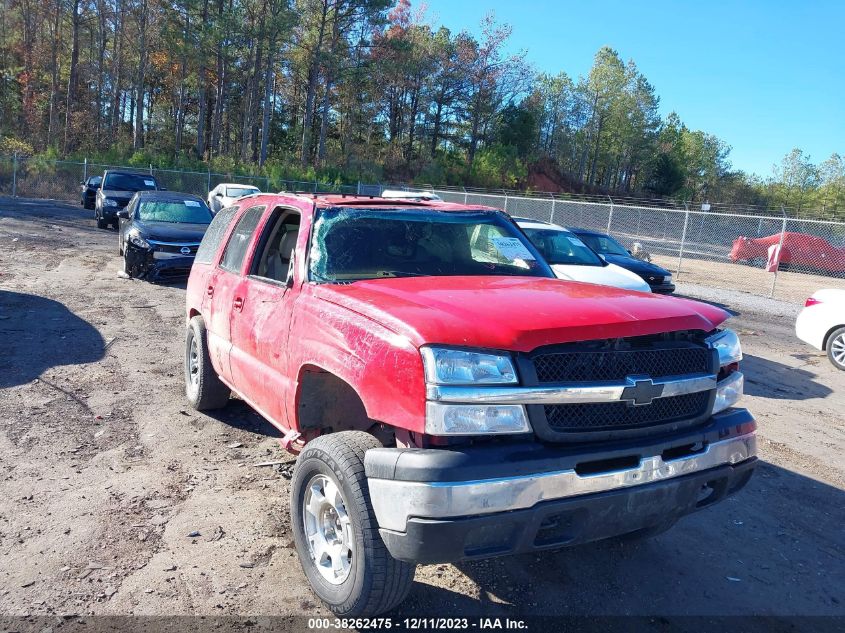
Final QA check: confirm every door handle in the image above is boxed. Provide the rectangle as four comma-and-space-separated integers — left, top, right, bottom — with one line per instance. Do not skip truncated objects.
206, 285, 214, 297
233, 297, 244, 312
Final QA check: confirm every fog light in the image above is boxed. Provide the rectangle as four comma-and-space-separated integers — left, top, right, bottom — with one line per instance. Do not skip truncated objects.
425, 402, 530, 435
713, 371, 743, 414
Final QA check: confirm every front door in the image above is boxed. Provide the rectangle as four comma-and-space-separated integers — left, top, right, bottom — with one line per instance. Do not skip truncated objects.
228, 208, 302, 430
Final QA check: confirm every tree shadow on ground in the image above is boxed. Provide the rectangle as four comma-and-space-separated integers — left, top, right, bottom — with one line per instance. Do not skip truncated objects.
0, 289, 105, 388
742, 353, 832, 400
393, 461, 844, 621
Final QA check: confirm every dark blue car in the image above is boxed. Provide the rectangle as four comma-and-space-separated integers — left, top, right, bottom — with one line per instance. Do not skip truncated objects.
569, 228, 676, 294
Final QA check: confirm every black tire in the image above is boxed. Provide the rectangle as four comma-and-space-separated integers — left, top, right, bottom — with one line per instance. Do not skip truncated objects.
184, 316, 231, 410
96, 210, 108, 229
118, 236, 123, 256
826, 326, 845, 371
291, 431, 415, 616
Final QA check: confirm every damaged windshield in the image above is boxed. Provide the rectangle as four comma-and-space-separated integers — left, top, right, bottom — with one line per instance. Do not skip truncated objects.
138, 199, 213, 224
309, 208, 553, 283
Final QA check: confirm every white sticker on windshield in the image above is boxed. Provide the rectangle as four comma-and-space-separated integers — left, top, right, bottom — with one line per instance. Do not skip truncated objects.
144, 179, 155, 186
567, 236, 587, 247
184, 200, 201, 207
491, 237, 536, 261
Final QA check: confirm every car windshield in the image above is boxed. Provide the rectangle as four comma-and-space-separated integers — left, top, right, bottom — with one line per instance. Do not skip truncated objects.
137, 199, 212, 224
104, 173, 158, 191
577, 233, 629, 256
309, 208, 553, 282
521, 228, 603, 266
225, 186, 258, 198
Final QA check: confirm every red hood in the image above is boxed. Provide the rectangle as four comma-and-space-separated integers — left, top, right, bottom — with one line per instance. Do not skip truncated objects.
313, 276, 729, 352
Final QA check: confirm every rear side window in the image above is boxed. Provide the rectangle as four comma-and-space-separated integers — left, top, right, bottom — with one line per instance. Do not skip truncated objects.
195, 206, 238, 265
219, 205, 265, 273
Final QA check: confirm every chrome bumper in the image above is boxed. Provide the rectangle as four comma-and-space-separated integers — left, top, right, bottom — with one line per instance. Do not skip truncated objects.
367, 432, 756, 533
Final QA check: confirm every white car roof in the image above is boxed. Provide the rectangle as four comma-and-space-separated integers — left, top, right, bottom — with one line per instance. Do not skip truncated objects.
217, 183, 260, 190
381, 189, 441, 200
516, 219, 569, 232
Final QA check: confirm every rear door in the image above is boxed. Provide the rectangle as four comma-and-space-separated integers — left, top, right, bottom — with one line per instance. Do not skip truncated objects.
228, 206, 303, 430
204, 205, 265, 384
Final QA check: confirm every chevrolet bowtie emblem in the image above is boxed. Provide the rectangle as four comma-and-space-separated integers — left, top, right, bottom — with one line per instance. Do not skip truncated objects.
621, 376, 664, 406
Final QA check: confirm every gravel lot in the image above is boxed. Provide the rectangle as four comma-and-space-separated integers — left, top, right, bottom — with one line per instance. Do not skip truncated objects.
1, 197, 843, 621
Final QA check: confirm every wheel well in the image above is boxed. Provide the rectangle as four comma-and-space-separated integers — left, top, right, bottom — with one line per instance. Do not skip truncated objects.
188, 308, 201, 320
822, 324, 845, 350
296, 366, 381, 436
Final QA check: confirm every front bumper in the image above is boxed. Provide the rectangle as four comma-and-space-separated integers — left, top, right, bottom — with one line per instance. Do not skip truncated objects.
365, 408, 756, 563
124, 244, 196, 280
650, 281, 676, 294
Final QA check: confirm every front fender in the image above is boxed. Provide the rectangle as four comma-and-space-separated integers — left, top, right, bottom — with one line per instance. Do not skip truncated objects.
289, 293, 426, 434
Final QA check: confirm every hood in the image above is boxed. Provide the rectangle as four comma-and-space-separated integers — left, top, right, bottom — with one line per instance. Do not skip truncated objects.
551, 263, 651, 292
602, 254, 670, 277
313, 276, 729, 352
100, 189, 133, 203
134, 220, 209, 242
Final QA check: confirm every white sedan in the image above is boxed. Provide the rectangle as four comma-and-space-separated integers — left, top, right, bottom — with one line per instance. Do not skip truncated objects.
207, 183, 261, 213
516, 219, 651, 293
795, 288, 845, 370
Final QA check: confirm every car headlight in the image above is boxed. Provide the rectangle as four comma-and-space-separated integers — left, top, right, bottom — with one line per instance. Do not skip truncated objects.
713, 371, 743, 414
425, 402, 530, 435
128, 230, 149, 248
706, 328, 742, 366
664, 274, 672, 282
104, 198, 119, 207
420, 346, 517, 385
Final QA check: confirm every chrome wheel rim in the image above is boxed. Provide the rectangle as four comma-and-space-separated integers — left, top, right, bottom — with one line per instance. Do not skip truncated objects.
302, 473, 353, 585
831, 334, 845, 366
187, 334, 200, 389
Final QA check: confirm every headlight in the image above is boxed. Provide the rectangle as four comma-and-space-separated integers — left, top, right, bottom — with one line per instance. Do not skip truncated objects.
713, 371, 743, 414
420, 346, 517, 385
104, 198, 119, 207
128, 231, 149, 248
425, 402, 530, 435
707, 328, 742, 366
664, 274, 672, 282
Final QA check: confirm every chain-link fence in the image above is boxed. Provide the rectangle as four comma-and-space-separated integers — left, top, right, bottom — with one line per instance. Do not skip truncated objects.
428, 189, 845, 304
2, 153, 844, 304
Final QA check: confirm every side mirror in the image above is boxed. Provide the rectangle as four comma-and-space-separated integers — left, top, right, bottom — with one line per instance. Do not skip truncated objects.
215, 192, 223, 197
117, 210, 130, 219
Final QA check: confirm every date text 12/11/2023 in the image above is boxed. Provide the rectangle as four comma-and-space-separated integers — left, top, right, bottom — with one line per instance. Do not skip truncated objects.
307, 617, 529, 630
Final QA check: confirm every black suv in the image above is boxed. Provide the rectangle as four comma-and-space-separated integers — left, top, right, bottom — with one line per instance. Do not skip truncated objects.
95, 170, 162, 229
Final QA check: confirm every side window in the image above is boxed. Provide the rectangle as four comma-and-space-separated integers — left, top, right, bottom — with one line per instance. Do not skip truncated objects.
218, 205, 265, 273
195, 206, 239, 265
250, 208, 301, 283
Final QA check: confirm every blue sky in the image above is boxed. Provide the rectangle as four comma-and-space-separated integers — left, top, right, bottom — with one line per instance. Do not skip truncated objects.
421, 0, 844, 178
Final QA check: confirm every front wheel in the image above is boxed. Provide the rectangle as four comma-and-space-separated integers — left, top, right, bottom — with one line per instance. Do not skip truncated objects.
96, 209, 108, 229
291, 432, 415, 615
827, 326, 845, 371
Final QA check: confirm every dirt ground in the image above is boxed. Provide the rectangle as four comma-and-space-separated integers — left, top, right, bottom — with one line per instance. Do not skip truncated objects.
650, 251, 845, 306
0, 198, 843, 620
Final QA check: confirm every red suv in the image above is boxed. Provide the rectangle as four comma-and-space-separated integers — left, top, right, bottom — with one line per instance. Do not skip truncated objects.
184, 193, 756, 615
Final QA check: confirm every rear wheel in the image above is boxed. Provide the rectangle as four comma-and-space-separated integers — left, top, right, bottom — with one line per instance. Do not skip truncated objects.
827, 327, 845, 371
291, 431, 415, 615
184, 316, 231, 409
